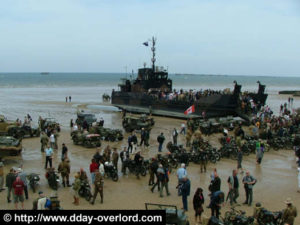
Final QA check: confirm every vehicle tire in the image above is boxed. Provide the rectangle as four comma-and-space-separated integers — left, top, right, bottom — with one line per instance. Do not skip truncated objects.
214, 153, 221, 161
85, 191, 92, 201
112, 172, 118, 182
141, 167, 147, 176
78, 188, 85, 197
171, 160, 178, 169
210, 156, 217, 164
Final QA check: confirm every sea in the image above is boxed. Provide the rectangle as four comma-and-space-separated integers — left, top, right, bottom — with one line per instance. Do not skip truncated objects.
0, 73, 299, 128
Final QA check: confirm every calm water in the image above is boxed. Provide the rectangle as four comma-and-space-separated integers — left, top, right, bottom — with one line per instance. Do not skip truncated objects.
0, 73, 299, 127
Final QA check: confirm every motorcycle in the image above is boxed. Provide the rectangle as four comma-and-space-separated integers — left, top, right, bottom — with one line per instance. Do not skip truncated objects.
78, 180, 92, 201
45, 169, 60, 190
104, 162, 118, 182
257, 208, 283, 225
27, 173, 40, 193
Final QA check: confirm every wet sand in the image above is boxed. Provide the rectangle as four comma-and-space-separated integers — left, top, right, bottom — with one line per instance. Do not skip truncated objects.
1, 102, 299, 224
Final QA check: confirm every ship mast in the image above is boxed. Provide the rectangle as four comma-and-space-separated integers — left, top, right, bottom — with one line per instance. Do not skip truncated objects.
151, 37, 156, 71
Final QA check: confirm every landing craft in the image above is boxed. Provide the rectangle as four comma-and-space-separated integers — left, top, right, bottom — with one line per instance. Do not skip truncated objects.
111, 38, 267, 120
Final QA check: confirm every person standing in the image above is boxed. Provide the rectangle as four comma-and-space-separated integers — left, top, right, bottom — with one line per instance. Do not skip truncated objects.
157, 164, 170, 197
145, 129, 150, 147
127, 134, 133, 153
199, 149, 207, 173
157, 132, 165, 152
181, 176, 191, 211
112, 148, 119, 170
242, 171, 256, 206
148, 158, 157, 186
131, 132, 138, 154
72, 172, 81, 206
256, 140, 264, 165
45, 145, 53, 169
12, 176, 25, 210
172, 128, 178, 145
90, 169, 104, 204
58, 158, 71, 187
180, 122, 186, 135
193, 188, 205, 223
237, 148, 243, 174
61, 143, 68, 162
227, 169, 239, 205
120, 147, 129, 175
93, 148, 102, 165
134, 151, 143, 179
209, 169, 221, 196
177, 163, 187, 184
89, 159, 99, 184
298, 167, 300, 193
0, 161, 4, 192
186, 128, 193, 147
69, 96, 71, 102
50, 132, 56, 150
140, 128, 146, 147
282, 197, 297, 225
17, 168, 29, 200
6, 168, 16, 203
209, 191, 225, 219
40, 132, 48, 152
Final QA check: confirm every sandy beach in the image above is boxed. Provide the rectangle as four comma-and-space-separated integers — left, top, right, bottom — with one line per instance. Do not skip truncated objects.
1, 101, 299, 224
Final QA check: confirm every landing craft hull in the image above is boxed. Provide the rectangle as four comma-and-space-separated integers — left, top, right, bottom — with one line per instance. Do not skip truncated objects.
111, 92, 239, 119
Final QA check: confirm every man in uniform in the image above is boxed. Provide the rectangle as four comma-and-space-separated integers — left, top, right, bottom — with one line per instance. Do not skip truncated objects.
282, 197, 297, 225
40, 132, 48, 152
112, 148, 119, 170
199, 149, 207, 173
6, 168, 16, 203
58, 158, 71, 187
90, 169, 104, 204
186, 128, 193, 148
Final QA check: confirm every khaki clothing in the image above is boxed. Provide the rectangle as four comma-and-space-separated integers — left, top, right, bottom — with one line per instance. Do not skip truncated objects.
91, 173, 104, 203
283, 205, 297, 225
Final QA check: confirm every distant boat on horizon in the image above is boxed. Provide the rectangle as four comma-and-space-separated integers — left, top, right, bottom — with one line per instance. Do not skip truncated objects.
40, 72, 49, 75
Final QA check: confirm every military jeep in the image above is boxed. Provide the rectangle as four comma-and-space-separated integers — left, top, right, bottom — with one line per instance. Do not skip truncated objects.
145, 203, 189, 225
122, 114, 155, 132
89, 126, 123, 142
0, 136, 23, 157
76, 113, 97, 127
0, 115, 20, 137
39, 118, 61, 132
71, 131, 101, 148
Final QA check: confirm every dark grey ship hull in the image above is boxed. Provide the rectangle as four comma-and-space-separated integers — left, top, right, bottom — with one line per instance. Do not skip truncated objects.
111, 92, 239, 119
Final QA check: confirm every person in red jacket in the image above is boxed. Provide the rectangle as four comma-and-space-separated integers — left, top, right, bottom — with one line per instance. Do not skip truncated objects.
90, 158, 99, 184
13, 176, 25, 209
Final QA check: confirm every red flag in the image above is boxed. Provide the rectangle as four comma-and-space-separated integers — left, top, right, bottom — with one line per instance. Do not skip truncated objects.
184, 105, 195, 115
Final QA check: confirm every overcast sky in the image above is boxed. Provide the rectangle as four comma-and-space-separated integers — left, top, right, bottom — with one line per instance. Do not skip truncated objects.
1, 0, 300, 76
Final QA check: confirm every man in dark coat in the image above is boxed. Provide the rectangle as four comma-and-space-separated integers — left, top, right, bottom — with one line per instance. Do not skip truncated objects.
6, 168, 17, 203
181, 176, 191, 211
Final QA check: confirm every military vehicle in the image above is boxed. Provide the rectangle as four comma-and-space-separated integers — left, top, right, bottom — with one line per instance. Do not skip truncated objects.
71, 131, 101, 148
89, 126, 123, 142
76, 112, 97, 127
0, 136, 23, 157
111, 38, 267, 120
145, 203, 189, 225
122, 114, 155, 132
39, 118, 61, 132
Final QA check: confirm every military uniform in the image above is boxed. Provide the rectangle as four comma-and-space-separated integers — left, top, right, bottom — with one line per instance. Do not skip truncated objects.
282, 205, 297, 225
58, 160, 71, 187
40, 133, 48, 152
199, 150, 207, 173
186, 129, 193, 147
193, 129, 203, 142
91, 172, 104, 204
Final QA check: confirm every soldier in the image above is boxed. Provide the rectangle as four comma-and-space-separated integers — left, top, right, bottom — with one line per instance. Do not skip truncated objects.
186, 128, 193, 148
199, 149, 207, 173
58, 158, 71, 187
40, 132, 48, 152
90, 169, 104, 204
61, 143, 68, 162
193, 128, 203, 142
103, 145, 111, 162
282, 197, 297, 225
72, 173, 81, 206
112, 148, 119, 170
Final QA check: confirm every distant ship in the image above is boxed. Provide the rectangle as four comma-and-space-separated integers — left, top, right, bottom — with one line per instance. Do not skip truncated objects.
111, 38, 267, 119
40, 72, 49, 75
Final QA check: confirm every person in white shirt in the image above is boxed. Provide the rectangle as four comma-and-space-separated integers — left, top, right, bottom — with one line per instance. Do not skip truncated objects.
50, 133, 55, 149
37, 192, 48, 210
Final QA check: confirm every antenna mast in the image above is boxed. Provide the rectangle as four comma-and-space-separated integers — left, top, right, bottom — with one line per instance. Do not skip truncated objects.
151, 37, 156, 71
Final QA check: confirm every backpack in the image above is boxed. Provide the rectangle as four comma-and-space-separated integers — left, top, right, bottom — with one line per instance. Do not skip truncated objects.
44, 198, 52, 209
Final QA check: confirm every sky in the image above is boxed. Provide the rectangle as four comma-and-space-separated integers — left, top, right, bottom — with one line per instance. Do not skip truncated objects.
1, 0, 300, 76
